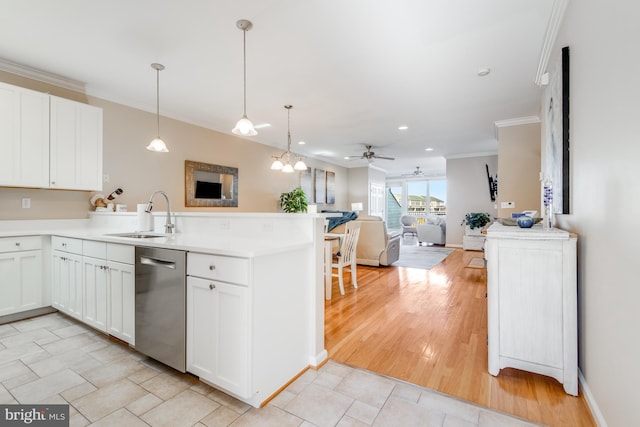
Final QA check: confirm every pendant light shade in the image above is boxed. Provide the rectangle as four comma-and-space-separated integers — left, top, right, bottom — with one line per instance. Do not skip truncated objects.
146, 63, 169, 152
232, 20, 257, 137
270, 105, 307, 173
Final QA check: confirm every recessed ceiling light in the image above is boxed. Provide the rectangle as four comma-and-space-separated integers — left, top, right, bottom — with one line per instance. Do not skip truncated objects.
425, 148, 434, 152
398, 125, 408, 130
298, 141, 306, 145
477, 68, 491, 77
254, 123, 272, 129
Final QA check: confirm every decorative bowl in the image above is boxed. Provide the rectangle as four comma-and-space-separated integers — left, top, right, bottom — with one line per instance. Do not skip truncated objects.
496, 217, 543, 226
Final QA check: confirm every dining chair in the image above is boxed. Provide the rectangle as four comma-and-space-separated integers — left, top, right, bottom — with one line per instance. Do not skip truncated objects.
331, 221, 361, 296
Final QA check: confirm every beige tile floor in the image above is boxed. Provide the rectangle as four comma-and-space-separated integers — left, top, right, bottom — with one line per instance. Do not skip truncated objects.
0, 313, 542, 426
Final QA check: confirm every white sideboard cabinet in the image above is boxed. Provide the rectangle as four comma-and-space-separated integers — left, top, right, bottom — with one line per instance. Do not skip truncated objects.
485, 223, 578, 396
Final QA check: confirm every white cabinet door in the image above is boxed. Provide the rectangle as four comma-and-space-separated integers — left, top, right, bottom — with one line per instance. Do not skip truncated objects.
82, 256, 108, 332
107, 260, 135, 344
0, 251, 42, 316
0, 252, 21, 315
52, 250, 83, 320
0, 82, 49, 188
187, 276, 249, 398
50, 96, 103, 191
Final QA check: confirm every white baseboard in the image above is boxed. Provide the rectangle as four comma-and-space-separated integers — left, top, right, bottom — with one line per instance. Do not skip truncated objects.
309, 349, 328, 367
579, 369, 608, 427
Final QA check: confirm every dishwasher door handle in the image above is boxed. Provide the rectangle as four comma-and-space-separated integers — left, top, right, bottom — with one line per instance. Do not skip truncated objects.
139, 256, 177, 269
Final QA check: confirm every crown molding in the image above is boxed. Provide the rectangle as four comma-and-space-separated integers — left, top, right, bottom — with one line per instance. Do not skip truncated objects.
0, 57, 86, 93
494, 116, 541, 128
494, 116, 541, 139
535, 0, 570, 86
445, 151, 497, 160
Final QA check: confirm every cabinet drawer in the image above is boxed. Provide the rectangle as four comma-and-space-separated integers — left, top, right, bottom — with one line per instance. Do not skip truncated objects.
83, 240, 107, 259
187, 252, 249, 285
107, 243, 134, 264
0, 236, 42, 253
51, 236, 83, 254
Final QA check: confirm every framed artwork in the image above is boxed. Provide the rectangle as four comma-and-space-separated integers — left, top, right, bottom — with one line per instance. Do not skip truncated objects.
543, 46, 570, 214
315, 169, 326, 204
300, 167, 314, 203
326, 171, 335, 204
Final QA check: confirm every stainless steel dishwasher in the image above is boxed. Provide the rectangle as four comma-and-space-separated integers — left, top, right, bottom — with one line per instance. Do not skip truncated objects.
135, 246, 187, 372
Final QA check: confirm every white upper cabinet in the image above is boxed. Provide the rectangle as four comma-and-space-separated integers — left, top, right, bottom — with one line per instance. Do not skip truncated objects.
0, 81, 103, 191
50, 95, 103, 191
0, 82, 50, 188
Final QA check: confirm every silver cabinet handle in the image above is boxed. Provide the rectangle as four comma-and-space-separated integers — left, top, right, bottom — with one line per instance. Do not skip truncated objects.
15, 242, 20, 246
209, 283, 216, 290
209, 265, 216, 270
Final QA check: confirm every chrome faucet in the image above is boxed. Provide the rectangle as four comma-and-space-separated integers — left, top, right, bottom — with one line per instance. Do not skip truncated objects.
145, 191, 175, 233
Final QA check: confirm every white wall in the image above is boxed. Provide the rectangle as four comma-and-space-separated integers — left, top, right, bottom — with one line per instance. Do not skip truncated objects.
446, 155, 498, 246
550, 2, 640, 426
497, 123, 541, 218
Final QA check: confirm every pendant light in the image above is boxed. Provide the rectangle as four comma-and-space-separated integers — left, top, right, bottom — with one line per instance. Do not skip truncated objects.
232, 19, 257, 136
270, 105, 307, 173
146, 63, 169, 152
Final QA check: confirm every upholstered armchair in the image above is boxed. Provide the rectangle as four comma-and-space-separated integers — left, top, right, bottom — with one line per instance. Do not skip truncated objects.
400, 215, 418, 237
332, 215, 401, 266
416, 216, 446, 246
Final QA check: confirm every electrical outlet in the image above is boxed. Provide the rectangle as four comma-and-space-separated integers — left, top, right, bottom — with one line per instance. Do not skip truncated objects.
501, 201, 515, 208
22, 198, 31, 209
103, 174, 110, 183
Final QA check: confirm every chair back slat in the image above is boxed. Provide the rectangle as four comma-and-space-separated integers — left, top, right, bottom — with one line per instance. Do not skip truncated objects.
340, 221, 361, 264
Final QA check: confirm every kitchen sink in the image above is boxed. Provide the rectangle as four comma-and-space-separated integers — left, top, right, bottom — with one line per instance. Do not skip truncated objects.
106, 232, 169, 239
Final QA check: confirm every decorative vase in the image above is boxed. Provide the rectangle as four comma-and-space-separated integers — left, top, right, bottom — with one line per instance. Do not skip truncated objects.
516, 216, 534, 228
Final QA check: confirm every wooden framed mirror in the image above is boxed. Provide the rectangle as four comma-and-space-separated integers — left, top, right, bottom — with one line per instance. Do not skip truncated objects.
185, 160, 238, 207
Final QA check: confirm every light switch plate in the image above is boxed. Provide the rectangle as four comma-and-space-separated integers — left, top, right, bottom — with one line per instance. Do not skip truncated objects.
22, 198, 31, 209
501, 201, 515, 208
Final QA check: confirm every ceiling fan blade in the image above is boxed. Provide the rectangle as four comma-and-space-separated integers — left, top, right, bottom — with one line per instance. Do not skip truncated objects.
373, 155, 395, 160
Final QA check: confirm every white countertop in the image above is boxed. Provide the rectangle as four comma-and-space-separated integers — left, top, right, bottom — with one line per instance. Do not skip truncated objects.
486, 222, 575, 240
0, 219, 312, 258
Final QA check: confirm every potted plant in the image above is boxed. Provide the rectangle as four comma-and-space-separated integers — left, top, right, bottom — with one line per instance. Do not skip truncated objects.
279, 187, 308, 213
461, 212, 492, 235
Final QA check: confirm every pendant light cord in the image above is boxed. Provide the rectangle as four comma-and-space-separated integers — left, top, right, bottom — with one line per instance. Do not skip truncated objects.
243, 28, 247, 117
287, 107, 291, 152
156, 67, 161, 138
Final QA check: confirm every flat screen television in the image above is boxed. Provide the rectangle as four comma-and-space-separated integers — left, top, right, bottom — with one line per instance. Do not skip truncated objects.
195, 181, 222, 199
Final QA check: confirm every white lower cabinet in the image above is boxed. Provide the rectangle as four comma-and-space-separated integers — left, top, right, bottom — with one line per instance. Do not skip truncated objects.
82, 256, 108, 332
106, 258, 135, 345
0, 236, 44, 316
51, 236, 134, 343
187, 275, 249, 398
52, 237, 84, 321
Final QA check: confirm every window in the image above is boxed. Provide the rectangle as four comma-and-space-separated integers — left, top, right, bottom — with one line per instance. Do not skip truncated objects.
387, 179, 446, 229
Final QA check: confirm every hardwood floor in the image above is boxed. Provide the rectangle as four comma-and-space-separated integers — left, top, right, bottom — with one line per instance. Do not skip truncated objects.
325, 247, 595, 427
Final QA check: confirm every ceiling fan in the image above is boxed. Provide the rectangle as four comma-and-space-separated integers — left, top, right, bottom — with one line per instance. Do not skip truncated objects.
345, 145, 395, 162
402, 166, 425, 177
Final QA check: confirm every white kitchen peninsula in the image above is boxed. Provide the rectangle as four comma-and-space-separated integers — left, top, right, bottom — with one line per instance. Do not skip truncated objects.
485, 223, 578, 396
0, 211, 327, 408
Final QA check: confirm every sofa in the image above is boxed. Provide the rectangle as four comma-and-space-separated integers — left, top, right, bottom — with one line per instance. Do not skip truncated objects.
331, 215, 401, 266
416, 216, 446, 246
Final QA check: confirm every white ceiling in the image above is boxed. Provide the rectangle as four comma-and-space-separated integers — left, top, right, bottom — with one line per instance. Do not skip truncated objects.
0, 0, 554, 177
